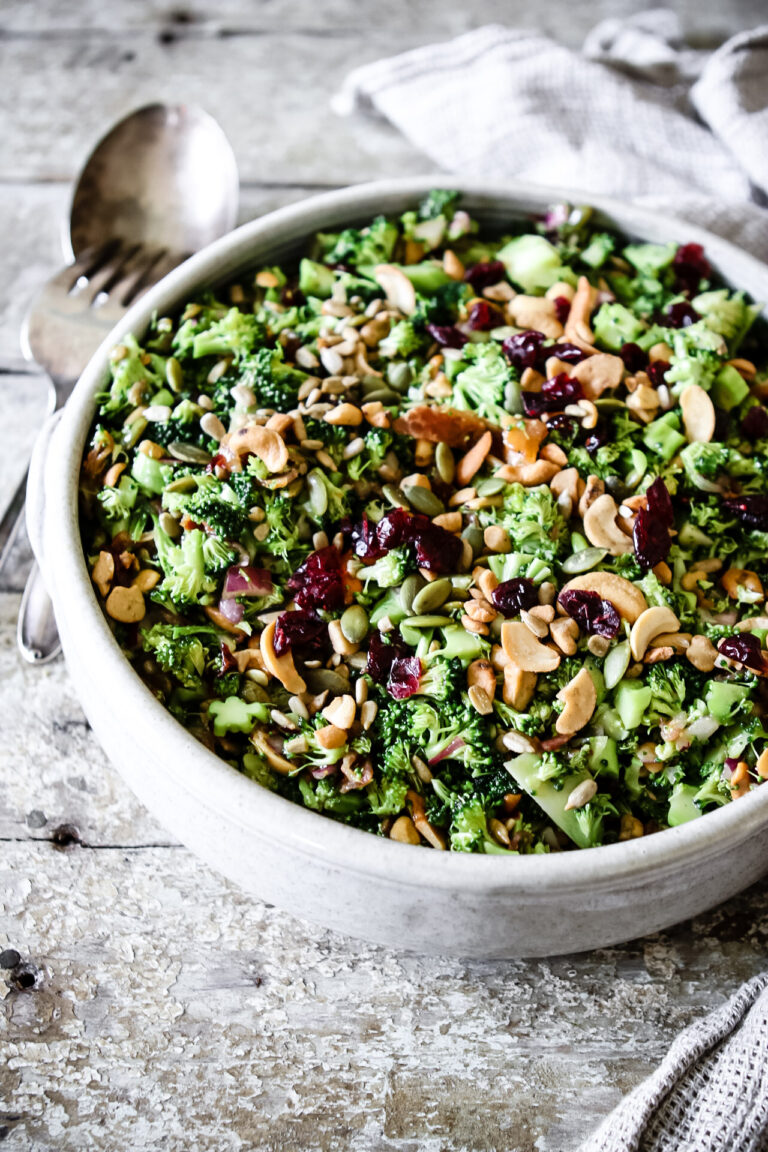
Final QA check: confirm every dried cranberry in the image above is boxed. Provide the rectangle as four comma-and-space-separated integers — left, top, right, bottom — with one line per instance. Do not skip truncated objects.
273, 610, 327, 657
467, 299, 505, 331
722, 495, 768, 532
464, 260, 507, 292
584, 423, 609, 454
620, 342, 648, 373
646, 476, 674, 528
660, 301, 700, 329
545, 414, 579, 436
559, 588, 621, 637
550, 341, 588, 365
633, 506, 671, 570
219, 642, 238, 676
673, 243, 711, 295
503, 330, 546, 372
351, 515, 385, 561
553, 296, 572, 325
367, 631, 421, 698
491, 578, 539, 616
647, 361, 670, 388
522, 373, 583, 416
287, 546, 345, 611
742, 406, 768, 439
375, 508, 462, 573
426, 322, 467, 349
718, 633, 765, 673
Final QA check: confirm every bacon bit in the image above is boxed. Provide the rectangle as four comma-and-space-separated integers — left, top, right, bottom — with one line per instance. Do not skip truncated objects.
540, 733, 571, 751
340, 757, 374, 793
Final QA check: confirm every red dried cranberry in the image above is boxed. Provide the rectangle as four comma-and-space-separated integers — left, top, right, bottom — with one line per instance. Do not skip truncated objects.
722, 495, 768, 532
503, 330, 546, 372
647, 361, 670, 388
550, 342, 588, 365
522, 373, 583, 416
287, 546, 345, 611
553, 296, 572, 325
351, 515, 385, 561
660, 301, 700, 329
718, 633, 765, 673
559, 588, 621, 637
584, 424, 609, 454
633, 507, 671, 570
545, 414, 579, 436
426, 322, 467, 349
491, 578, 539, 616
742, 406, 768, 439
367, 631, 421, 698
464, 260, 507, 292
388, 655, 422, 698
620, 342, 647, 373
375, 508, 462, 573
673, 243, 711, 295
219, 642, 238, 676
273, 610, 327, 657
646, 477, 674, 528
467, 299, 505, 331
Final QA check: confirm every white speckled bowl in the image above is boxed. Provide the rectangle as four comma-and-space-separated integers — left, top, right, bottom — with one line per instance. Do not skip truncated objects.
28, 178, 768, 957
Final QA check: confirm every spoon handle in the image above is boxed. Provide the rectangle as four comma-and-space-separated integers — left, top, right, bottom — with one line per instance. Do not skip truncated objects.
0, 469, 28, 575
17, 560, 61, 664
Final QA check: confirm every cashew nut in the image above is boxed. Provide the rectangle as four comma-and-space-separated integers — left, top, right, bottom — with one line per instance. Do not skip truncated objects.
680, 384, 715, 444
251, 729, 295, 774
500, 622, 561, 673
467, 659, 497, 702
105, 584, 145, 623
315, 724, 347, 750
260, 620, 307, 695
374, 264, 417, 315
721, 568, 764, 601
578, 474, 604, 518
496, 460, 561, 486
506, 295, 563, 339
685, 634, 718, 672
571, 352, 624, 400
555, 667, 597, 736
503, 664, 537, 710
565, 275, 597, 346
91, 550, 115, 598
583, 494, 634, 555
559, 573, 648, 622
629, 606, 680, 661
220, 422, 289, 473
550, 616, 579, 655
322, 694, 356, 730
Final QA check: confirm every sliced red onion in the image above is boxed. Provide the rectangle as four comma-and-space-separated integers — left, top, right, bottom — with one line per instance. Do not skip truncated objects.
723, 758, 739, 781
428, 737, 466, 767
222, 565, 273, 600
218, 597, 244, 624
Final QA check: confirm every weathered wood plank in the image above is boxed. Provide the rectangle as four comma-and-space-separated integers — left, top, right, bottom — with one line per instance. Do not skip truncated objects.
2, 840, 767, 1152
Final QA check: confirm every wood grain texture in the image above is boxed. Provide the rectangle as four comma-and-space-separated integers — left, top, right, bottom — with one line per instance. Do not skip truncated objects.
2, 4, 768, 1149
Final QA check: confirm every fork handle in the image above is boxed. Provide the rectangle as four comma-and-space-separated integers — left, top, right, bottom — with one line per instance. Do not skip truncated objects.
0, 468, 29, 576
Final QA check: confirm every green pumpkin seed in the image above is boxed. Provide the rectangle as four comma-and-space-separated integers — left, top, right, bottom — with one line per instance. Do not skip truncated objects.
361, 375, 385, 395
594, 398, 625, 412
434, 441, 455, 485
304, 668, 351, 696
306, 469, 328, 517
604, 641, 631, 690
167, 441, 212, 465
561, 547, 608, 575
387, 362, 413, 392
401, 614, 449, 629
363, 388, 401, 405
383, 483, 410, 509
461, 524, 485, 558
400, 573, 425, 613
412, 578, 452, 615
165, 474, 198, 493
340, 604, 369, 645
402, 485, 444, 517
476, 476, 506, 497
165, 356, 183, 393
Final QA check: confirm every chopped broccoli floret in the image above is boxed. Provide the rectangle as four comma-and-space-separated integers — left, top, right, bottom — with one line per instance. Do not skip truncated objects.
450, 343, 517, 423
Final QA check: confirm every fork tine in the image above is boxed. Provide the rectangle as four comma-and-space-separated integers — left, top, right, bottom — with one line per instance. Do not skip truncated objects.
108, 245, 170, 307
82, 244, 139, 304
42, 241, 120, 296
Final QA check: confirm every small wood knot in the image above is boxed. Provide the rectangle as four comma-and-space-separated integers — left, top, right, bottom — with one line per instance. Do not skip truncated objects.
51, 823, 82, 849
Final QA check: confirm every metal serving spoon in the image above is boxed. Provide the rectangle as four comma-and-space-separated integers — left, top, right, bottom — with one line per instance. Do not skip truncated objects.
10, 103, 239, 664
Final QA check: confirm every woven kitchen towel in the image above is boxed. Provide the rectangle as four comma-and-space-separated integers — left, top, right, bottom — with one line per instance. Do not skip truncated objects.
578, 972, 768, 1152
333, 12, 768, 260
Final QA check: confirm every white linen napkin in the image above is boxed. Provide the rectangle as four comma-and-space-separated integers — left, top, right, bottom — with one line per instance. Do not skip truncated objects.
333, 12, 768, 260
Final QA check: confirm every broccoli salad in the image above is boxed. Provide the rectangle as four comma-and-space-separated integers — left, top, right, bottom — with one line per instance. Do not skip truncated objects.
79, 190, 768, 855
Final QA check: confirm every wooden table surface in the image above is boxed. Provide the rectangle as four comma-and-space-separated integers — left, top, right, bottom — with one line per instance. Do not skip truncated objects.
2, 3, 767, 1149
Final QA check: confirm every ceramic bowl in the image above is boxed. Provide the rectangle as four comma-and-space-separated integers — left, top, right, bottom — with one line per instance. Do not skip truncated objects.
28, 177, 768, 957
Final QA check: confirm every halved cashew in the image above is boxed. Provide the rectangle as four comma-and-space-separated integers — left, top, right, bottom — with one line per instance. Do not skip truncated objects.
559, 573, 648, 622
722, 568, 764, 601
456, 431, 492, 486
260, 620, 307, 694
565, 275, 597, 345
374, 264, 416, 315
653, 631, 692, 651
578, 474, 604, 519
92, 550, 115, 598
551, 466, 581, 507
501, 622, 561, 673
550, 616, 579, 655
105, 584, 145, 623
539, 443, 569, 467
407, 790, 446, 850
583, 494, 634, 555
315, 724, 347, 750
503, 664, 537, 711
322, 694, 356, 730
506, 295, 563, 339
251, 729, 295, 774
555, 667, 597, 736
545, 280, 575, 303
495, 459, 561, 486
220, 422, 288, 473
685, 634, 718, 672
629, 606, 680, 661
571, 352, 624, 400
467, 659, 497, 703
680, 384, 715, 444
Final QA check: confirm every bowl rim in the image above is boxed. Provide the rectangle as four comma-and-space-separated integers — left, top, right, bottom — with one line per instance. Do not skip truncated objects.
44, 174, 768, 895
